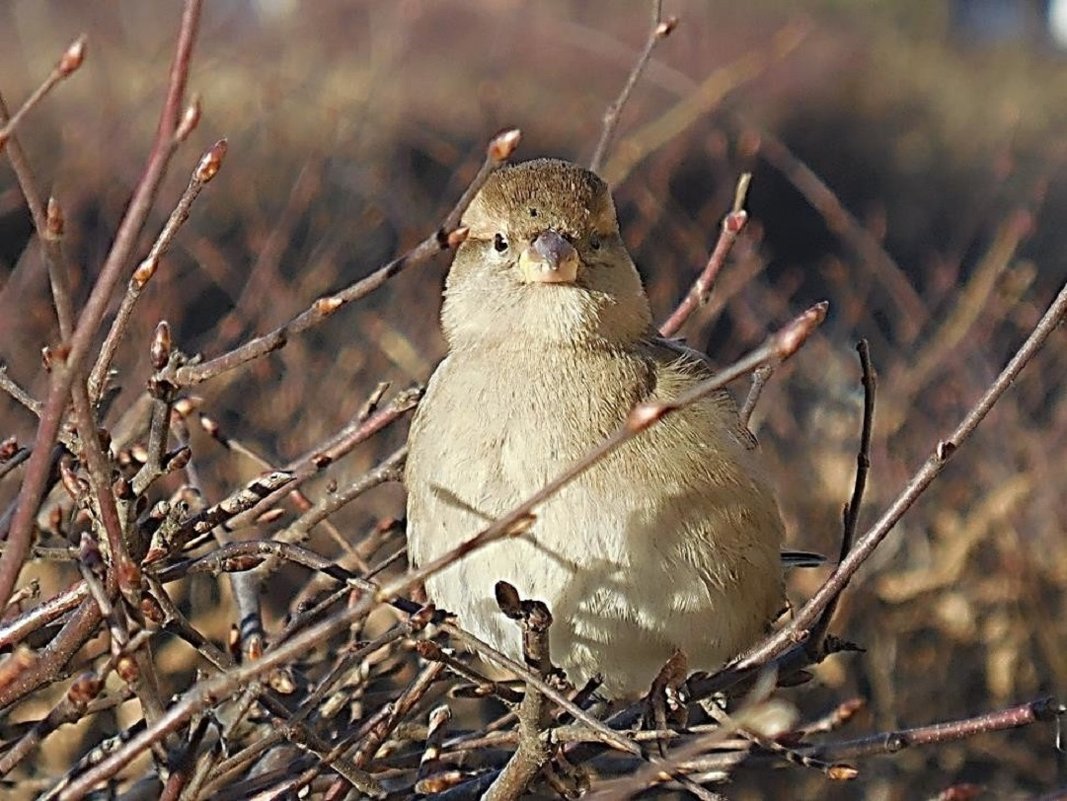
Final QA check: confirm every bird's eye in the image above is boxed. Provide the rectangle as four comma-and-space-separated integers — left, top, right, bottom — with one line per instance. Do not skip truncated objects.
589, 233, 602, 250
493, 233, 509, 253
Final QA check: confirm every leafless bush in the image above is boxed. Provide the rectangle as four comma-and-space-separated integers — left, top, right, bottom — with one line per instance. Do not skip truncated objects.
1, 2, 1065, 799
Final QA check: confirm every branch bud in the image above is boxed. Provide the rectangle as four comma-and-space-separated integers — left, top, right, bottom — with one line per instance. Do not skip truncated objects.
488, 128, 521, 162
132, 255, 159, 289
194, 139, 228, 183
446, 226, 470, 249
46, 196, 64, 237
57, 36, 87, 77
656, 17, 679, 37
151, 321, 172, 369
774, 301, 828, 361
175, 93, 201, 143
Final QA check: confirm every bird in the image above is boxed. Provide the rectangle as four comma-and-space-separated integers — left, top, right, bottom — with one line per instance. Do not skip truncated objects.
405, 158, 785, 697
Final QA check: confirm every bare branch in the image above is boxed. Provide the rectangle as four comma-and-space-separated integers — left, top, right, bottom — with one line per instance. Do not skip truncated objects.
0, 0, 203, 610
738, 276, 1067, 669
589, 1, 676, 174
660, 172, 750, 337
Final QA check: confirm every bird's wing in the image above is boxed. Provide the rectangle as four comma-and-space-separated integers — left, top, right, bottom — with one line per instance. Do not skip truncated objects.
642, 335, 759, 450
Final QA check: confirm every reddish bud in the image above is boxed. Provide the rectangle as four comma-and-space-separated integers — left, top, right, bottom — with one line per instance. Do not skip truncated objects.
57, 36, 87, 76
164, 446, 192, 473
132, 256, 158, 289
115, 654, 139, 684
446, 226, 470, 248
724, 209, 748, 235
414, 640, 445, 660
775, 301, 828, 361
828, 764, 859, 781
42, 344, 70, 371
68, 671, 103, 707
112, 475, 132, 500
60, 461, 87, 500
195, 139, 227, 183
197, 414, 219, 440
488, 128, 521, 162
140, 595, 165, 625
255, 507, 285, 525
151, 321, 171, 370
314, 296, 343, 315
626, 401, 667, 432
408, 603, 437, 632
0, 646, 37, 692
172, 396, 201, 418
0, 436, 18, 461
46, 196, 64, 237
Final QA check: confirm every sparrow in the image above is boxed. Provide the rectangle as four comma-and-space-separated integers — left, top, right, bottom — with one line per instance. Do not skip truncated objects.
405, 158, 784, 696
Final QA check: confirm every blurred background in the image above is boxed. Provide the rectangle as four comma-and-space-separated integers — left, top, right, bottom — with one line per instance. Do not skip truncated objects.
1, 0, 1066, 798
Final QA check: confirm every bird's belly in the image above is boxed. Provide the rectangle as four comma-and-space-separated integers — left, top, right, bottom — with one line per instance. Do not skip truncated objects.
407, 355, 782, 696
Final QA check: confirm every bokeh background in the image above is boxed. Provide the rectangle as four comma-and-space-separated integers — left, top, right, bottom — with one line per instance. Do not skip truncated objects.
1, 0, 1066, 798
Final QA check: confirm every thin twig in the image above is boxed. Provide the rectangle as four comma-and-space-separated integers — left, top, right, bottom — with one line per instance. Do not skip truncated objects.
739, 364, 773, 429
737, 276, 1067, 669
0, 92, 77, 340
0, 0, 203, 610
660, 173, 751, 338
0, 36, 86, 154
803, 698, 1063, 763
482, 584, 555, 801
589, 1, 676, 174
88, 140, 226, 401
806, 340, 874, 653
169, 129, 521, 387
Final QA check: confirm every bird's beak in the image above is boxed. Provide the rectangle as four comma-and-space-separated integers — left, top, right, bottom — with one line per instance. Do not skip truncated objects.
517, 230, 580, 284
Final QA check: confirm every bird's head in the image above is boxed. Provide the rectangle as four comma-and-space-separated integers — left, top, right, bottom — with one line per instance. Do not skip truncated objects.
441, 159, 652, 351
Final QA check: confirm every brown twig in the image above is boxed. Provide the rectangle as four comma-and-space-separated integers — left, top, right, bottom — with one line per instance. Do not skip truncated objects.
482, 583, 556, 801
805, 340, 875, 654
589, 1, 676, 174
54, 580, 383, 799
0, 596, 104, 709
0, 90, 77, 341
739, 364, 773, 429
802, 697, 1063, 763
87, 139, 225, 402
169, 128, 520, 387
660, 172, 751, 338
0, 0, 203, 610
737, 276, 1067, 670
0, 36, 86, 154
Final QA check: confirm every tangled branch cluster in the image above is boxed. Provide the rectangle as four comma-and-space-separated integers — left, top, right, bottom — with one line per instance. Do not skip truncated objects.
0, 2, 1064, 800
